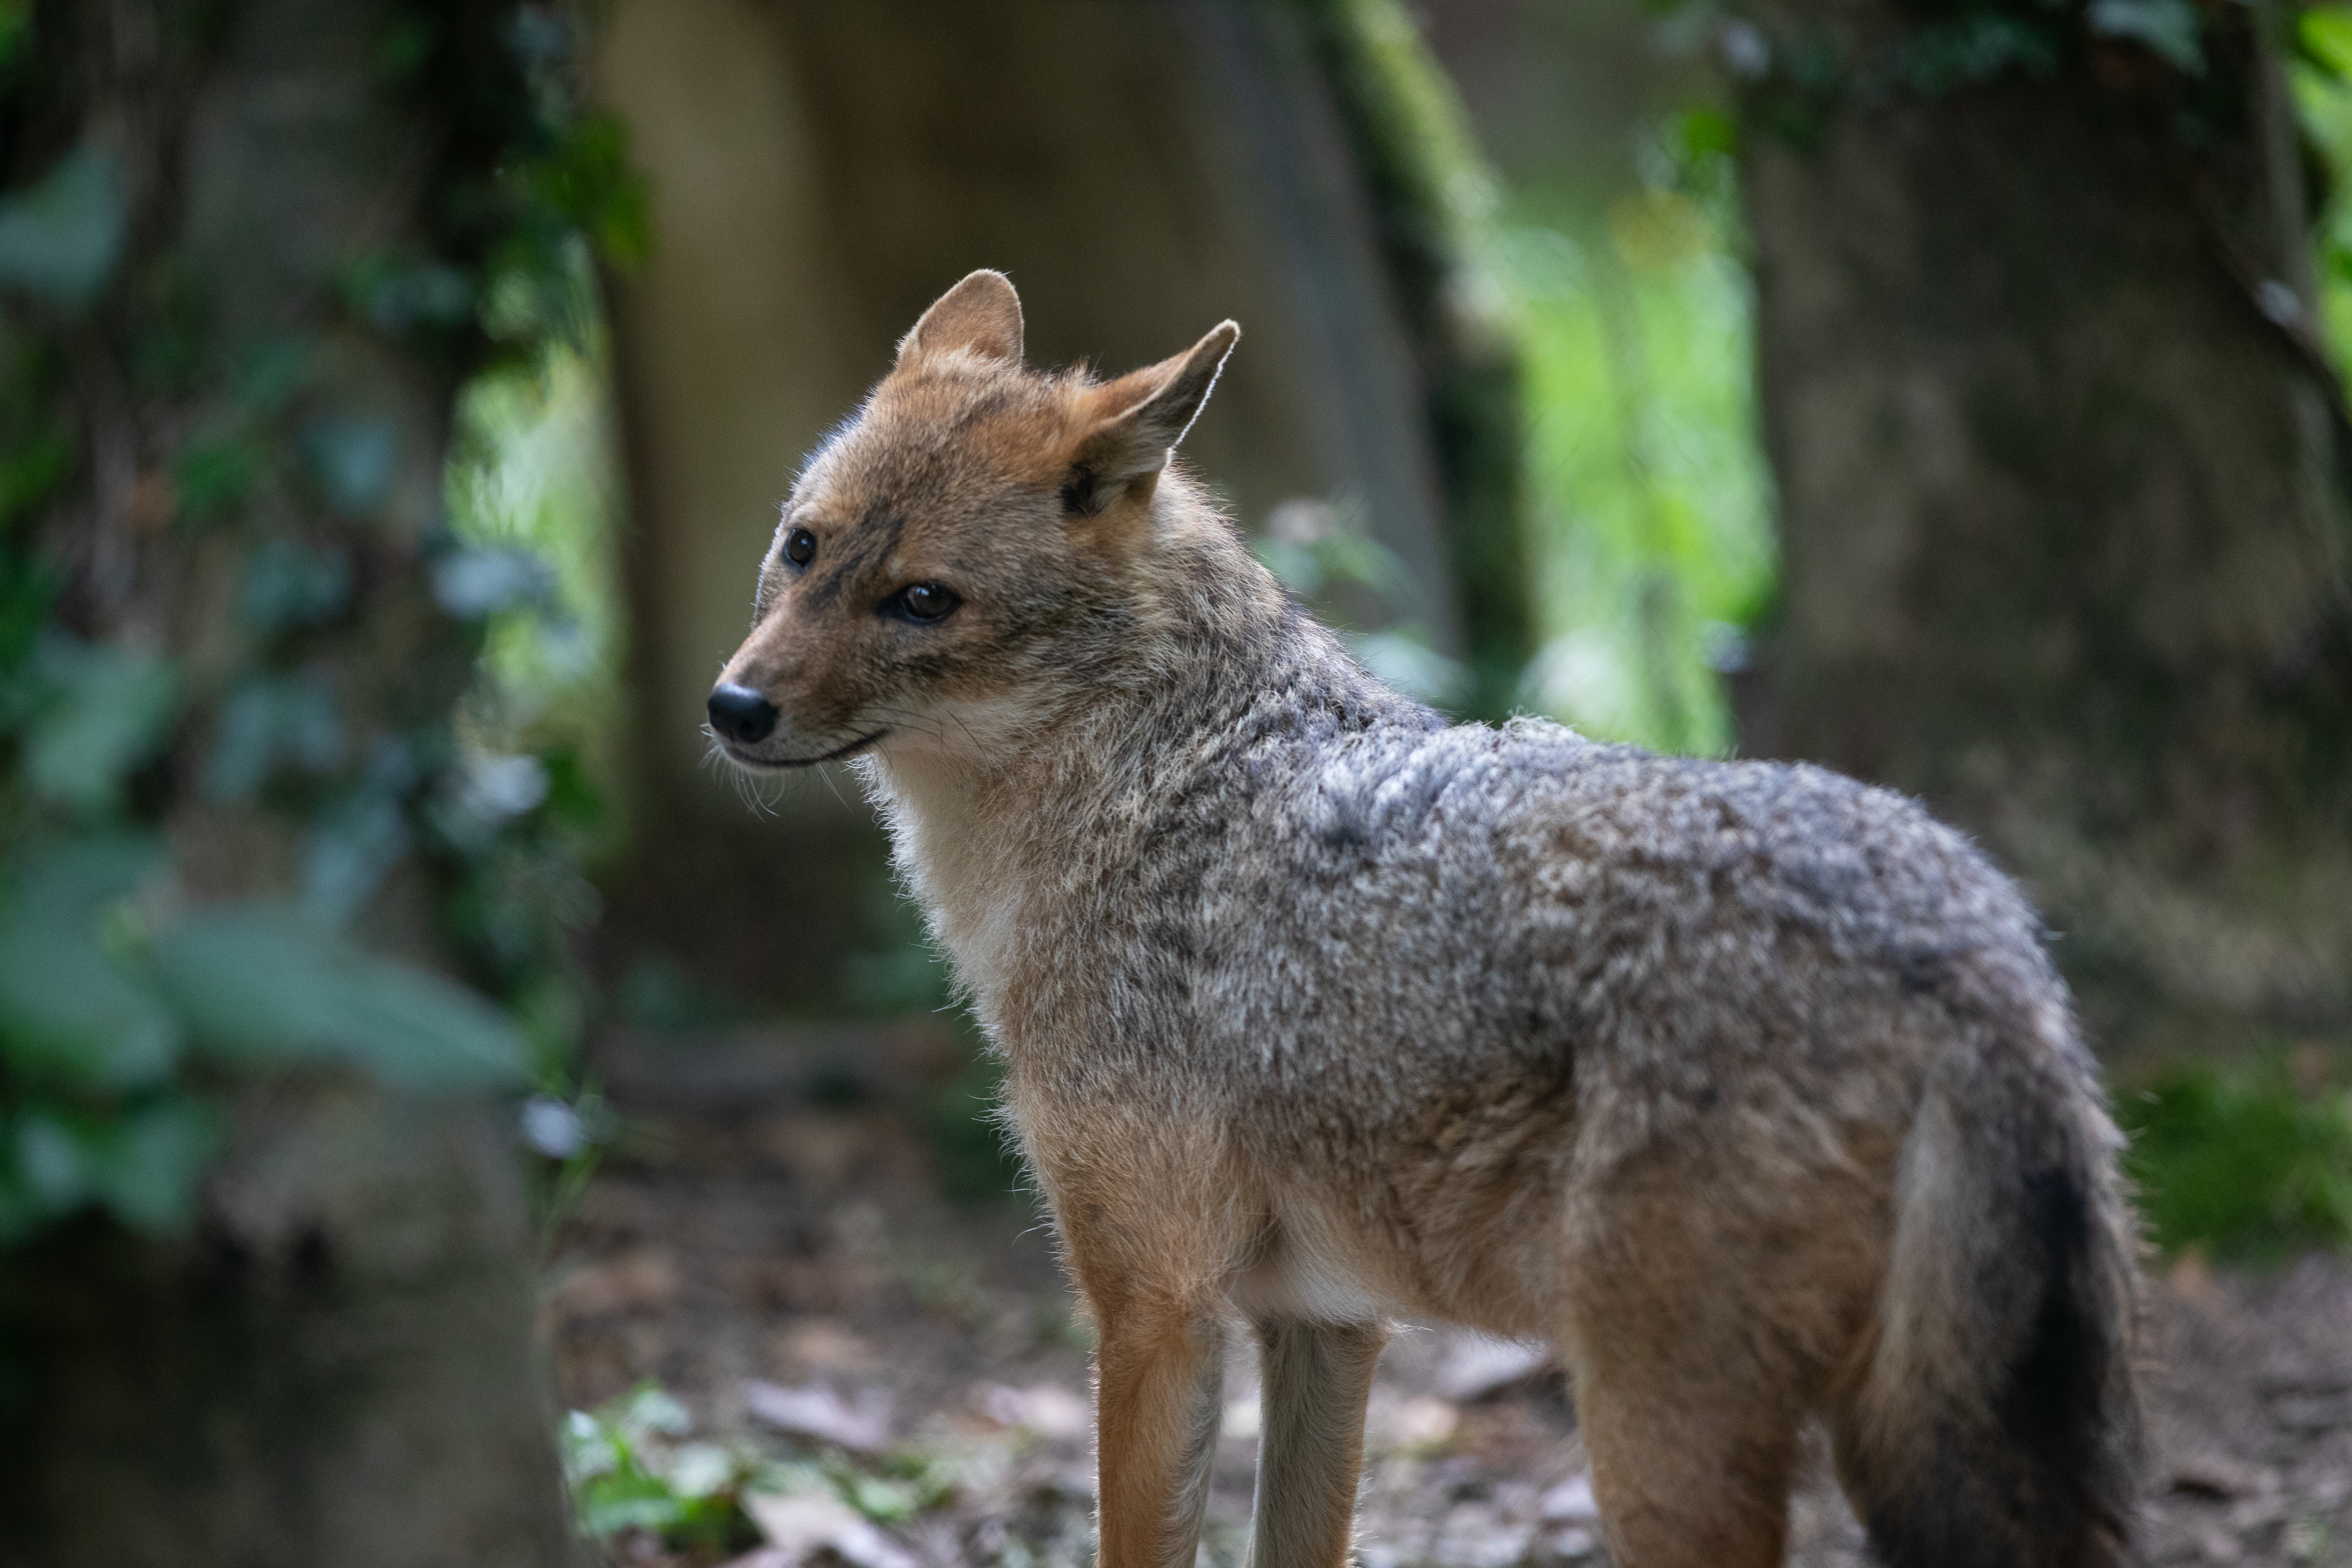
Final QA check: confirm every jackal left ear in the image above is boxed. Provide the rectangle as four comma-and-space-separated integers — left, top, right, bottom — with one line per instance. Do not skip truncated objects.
898, 270, 1026, 368
1063, 320, 1240, 515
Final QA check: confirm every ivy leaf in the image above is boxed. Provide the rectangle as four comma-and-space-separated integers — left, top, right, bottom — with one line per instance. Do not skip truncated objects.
300, 415, 399, 517
200, 668, 346, 803
237, 536, 353, 635
0, 423, 72, 530
153, 904, 524, 1090
172, 435, 265, 521
301, 786, 411, 922
83, 1096, 220, 1232
2087, 0, 2204, 74
0, 836, 179, 1089
0, 146, 127, 309
432, 544, 557, 618
343, 253, 476, 333
7, 1097, 220, 1234
23, 637, 180, 813
14, 1112, 85, 1210
527, 112, 653, 271
1899, 13, 2059, 93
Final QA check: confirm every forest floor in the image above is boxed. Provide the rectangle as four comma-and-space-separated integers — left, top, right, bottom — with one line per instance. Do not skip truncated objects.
549, 1022, 2352, 1568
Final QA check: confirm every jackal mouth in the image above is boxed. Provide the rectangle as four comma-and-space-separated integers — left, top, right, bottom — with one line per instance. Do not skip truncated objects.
714, 726, 893, 770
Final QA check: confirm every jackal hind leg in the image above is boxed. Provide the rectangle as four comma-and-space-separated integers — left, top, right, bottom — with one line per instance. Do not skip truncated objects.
1567, 1355, 1804, 1568
1092, 1295, 1227, 1568
1561, 1216, 1845, 1568
1247, 1321, 1386, 1568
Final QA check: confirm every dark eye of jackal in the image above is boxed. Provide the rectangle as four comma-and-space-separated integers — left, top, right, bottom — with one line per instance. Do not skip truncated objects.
887, 582, 959, 622
782, 527, 816, 567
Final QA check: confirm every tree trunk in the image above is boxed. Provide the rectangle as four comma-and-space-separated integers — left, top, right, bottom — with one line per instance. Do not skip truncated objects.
588, 0, 1531, 1006
3, 1088, 569, 1567
0, 3, 573, 1562
1737, 1, 2352, 1063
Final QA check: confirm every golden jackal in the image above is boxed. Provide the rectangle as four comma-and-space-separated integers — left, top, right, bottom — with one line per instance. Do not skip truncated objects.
709, 272, 2140, 1568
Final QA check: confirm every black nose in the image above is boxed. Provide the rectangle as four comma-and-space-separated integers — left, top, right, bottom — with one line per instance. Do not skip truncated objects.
708, 683, 778, 745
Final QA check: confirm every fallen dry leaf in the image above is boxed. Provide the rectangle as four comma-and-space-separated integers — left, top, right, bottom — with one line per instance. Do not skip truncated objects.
744, 1380, 895, 1453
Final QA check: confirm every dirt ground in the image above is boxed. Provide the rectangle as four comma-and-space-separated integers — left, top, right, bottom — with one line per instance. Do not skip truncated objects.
548, 1024, 2352, 1568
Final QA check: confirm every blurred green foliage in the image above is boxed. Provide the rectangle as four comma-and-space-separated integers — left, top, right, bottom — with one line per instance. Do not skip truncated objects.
445, 333, 625, 859
1300, 0, 1537, 720
1507, 0, 2352, 758
0, 4, 644, 1253
2297, 6, 2352, 374
1490, 107, 1770, 755
2119, 1058, 2352, 1262
563, 1385, 765, 1552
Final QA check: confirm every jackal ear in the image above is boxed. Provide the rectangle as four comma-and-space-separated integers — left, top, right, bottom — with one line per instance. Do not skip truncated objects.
1062, 320, 1240, 515
897, 270, 1025, 368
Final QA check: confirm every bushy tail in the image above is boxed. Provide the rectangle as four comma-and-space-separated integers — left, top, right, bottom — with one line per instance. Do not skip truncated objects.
1838, 999, 2141, 1568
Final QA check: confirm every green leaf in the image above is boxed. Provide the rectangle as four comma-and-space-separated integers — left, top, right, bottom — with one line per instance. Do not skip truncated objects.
172, 435, 264, 520
561, 1408, 626, 1484
1674, 107, 1737, 162
0, 557, 60, 689
301, 789, 411, 922
2303, 6, 2352, 81
236, 537, 352, 635
0, 836, 179, 1088
580, 1477, 686, 1539
80, 1095, 220, 1232
0, 833, 160, 925
530, 113, 653, 271
0, 2, 29, 75
23, 638, 180, 813
343, 253, 475, 333
0, 424, 71, 529
2, 1097, 220, 1235
200, 669, 346, 802
0, 147, 127, 308
615, 1383, 694, 1442
14, 1112, 85, 1210
300, 415, 399, 516
153, 904, 524, 1090
432, 544, 557, 619
1899, 13, 2061, 93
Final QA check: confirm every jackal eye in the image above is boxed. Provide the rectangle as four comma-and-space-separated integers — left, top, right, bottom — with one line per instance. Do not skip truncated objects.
888, 582, 960, 623
782, 527, 817, 567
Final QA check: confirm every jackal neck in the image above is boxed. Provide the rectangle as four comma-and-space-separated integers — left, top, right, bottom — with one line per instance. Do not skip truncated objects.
860, 484, 1415, 1033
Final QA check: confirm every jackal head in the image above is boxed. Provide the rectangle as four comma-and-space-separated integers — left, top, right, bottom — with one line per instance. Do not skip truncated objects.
708, 270, 1240, 773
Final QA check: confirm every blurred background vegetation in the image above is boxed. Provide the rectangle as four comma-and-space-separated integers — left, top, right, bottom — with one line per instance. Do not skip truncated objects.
5, 0, 2352, 1562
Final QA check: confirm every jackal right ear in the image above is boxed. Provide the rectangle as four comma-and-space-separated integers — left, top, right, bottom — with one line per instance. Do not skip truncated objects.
897, 270, 1025, 368
1063, 320, 1240, 515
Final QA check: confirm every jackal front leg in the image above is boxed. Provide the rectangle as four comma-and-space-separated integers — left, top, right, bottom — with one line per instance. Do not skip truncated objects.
1248, 1321, 1386, 1568
1094, 1298, 1227, 1568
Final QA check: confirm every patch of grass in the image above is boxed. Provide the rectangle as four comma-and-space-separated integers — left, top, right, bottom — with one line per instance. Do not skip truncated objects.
2117, 1057, 2352, 1263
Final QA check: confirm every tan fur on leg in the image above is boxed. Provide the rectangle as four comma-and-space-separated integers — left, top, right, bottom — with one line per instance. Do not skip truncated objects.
1248, 1322, 1386, 1568
1094, 1298, 1226, 1568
